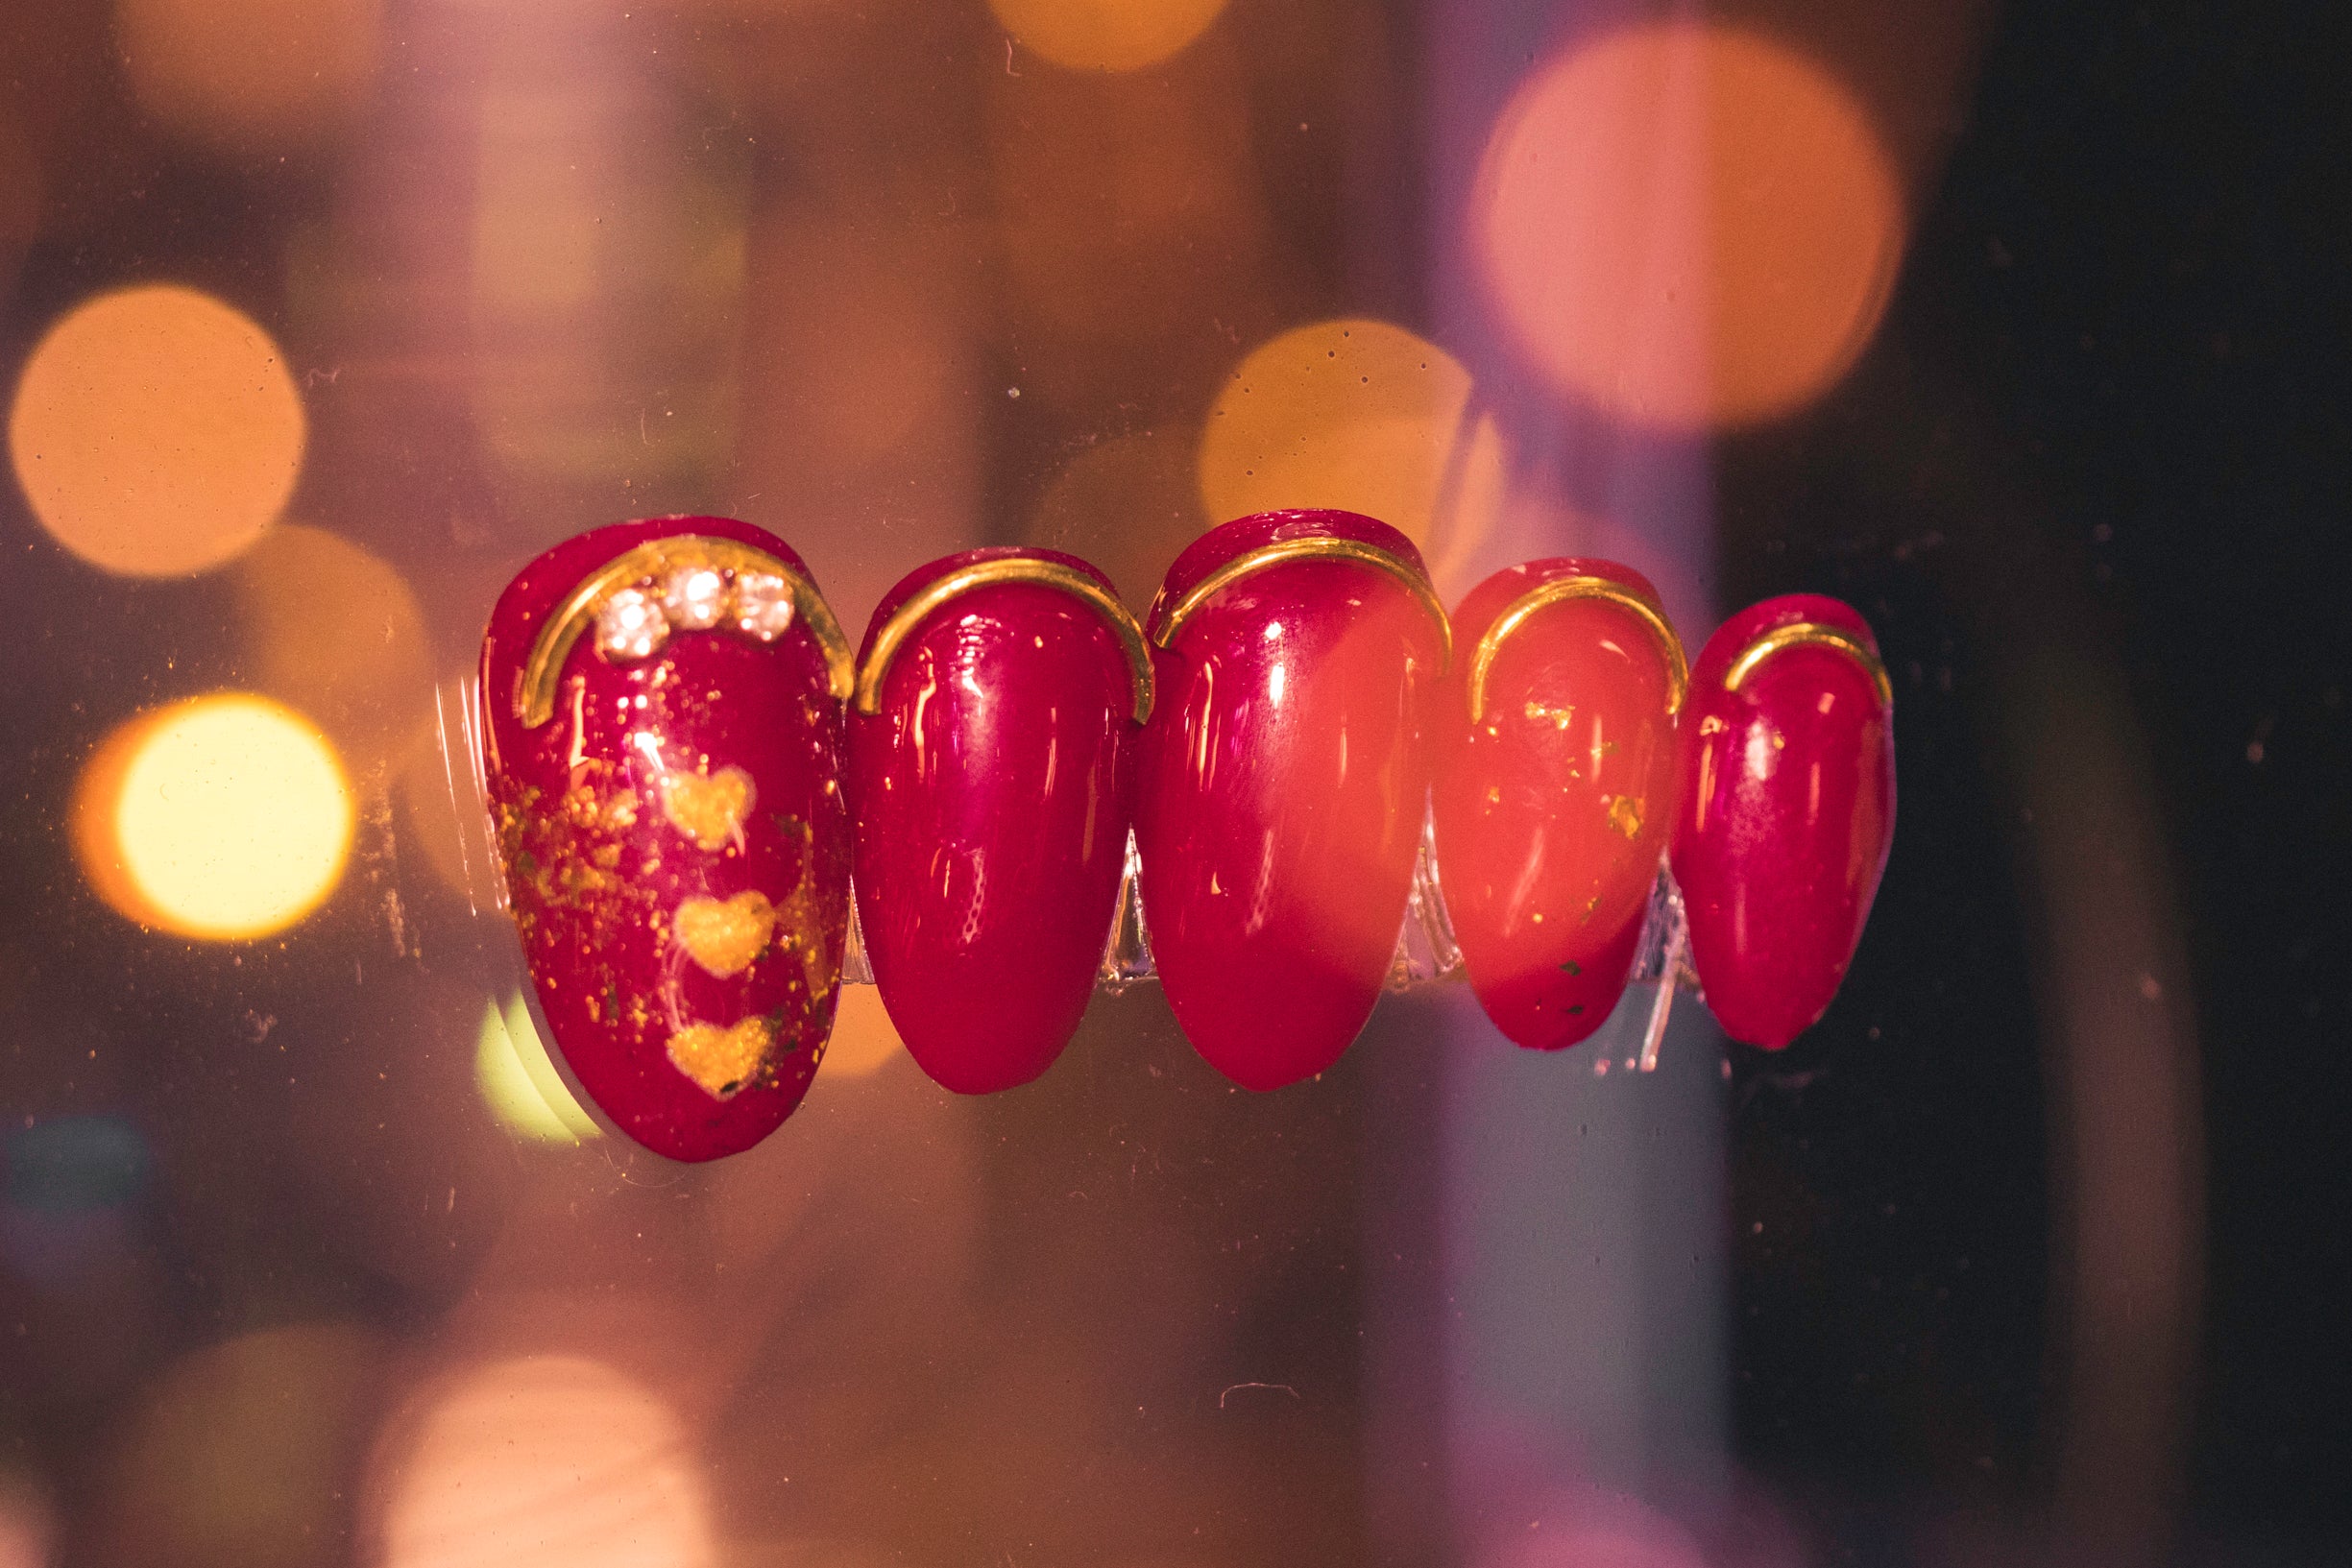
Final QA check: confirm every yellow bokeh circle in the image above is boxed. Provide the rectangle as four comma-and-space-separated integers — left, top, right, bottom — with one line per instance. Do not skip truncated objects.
11, 284, 304, 576
1199, 318, 1510, 564
990, 0, 1228, 72
77, 693, 353, 941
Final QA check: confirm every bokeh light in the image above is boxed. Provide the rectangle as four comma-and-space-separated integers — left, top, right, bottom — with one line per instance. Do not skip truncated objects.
820, 986, 905, 1080
116, 0, 382, 157
11, 284, 305, 576
989, 0, 1228, 73
1199, 318, 1510, 560
235, 523, 433, 766
475, 993, 600, 1145
75, 693, 353, 941
1471, 23, 1903, 429
0, 1472, 53, 1568
98, 1323, 377, 1568
373, 1356, 715, 1568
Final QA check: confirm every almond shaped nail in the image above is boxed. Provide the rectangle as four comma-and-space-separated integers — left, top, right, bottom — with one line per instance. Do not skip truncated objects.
1134, 510, 1450, 1090
478, 517, 854, 1161
1436, 559, 1687, 1049
848, 547, 1148, 1095
1670, 593, 1896, 1049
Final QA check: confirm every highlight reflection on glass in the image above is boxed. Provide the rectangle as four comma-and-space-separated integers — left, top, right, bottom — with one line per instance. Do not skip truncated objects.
475, 994, 600, 1146
10, 285, 305, 576
75, 693, 353, 941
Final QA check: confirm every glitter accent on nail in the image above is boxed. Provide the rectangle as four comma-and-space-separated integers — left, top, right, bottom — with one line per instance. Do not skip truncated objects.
664, 565, 729, 630
595, 587, 668, 661
734, 572, 796, 641
665, 1015, 775, 1099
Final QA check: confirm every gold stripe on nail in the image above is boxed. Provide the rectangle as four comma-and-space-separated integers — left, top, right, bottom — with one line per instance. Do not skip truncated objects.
1152, 537, 1452, 673
1467, 575, 1689, 724
853, 557, 1155, 723
1722, 620, 1895, 710
516, 535, 854, 728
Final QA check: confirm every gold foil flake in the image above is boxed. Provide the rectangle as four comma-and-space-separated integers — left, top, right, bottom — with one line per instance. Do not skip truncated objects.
1523, 699, 1576, 731
494, 768, 661, 943
768, 818, 845, 1005
659, 765, 755, 851
665, 1016, 775, 1100
1606, 795, 1644, 839
673, 891, 778, 977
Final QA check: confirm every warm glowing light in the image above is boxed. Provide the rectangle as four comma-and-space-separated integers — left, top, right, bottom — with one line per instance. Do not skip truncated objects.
236, 524, 433, 762
101, 1324, 376, 1567
0, 1474, 52, 1568
990, 0, 1227, 72
11, 284, 304, 576
1472, 23, 1903, 429
116, 0, 382, 156
820, 985, 904, 1079
475, 993, 600, 1145
76, 694, 352, 941
375, 1356, 715, 1568
1199, 318, 1510, 560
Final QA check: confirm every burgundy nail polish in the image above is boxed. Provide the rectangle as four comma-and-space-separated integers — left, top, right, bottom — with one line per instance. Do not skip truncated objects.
848, 547, 1149, 1095
1436, 559, 1687, 1049
477, 517, 855, 1161
1671, 593, 1896, 1049
1134, 510, 1451, 1090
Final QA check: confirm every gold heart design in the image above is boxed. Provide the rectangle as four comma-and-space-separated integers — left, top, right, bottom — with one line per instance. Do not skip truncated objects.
665, 1016, 775, 1100
673, 890, 777, 977
659, 765, 755, 852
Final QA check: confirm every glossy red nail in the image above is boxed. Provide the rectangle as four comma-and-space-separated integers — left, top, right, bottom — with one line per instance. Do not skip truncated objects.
848, 548, 1150, 1094
1671, 593, 1896, 1049
1435, 560, 1687, 1049
1134, 510, 1450, 1090
478, 517, 855, 1161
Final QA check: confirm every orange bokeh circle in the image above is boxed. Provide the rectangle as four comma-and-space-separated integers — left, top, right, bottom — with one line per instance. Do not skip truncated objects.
1472, 23, 1903, 430
10, 284, 304, 575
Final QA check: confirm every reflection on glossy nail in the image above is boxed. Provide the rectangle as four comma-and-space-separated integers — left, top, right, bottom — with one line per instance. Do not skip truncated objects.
1672, 592, 1896, 1047
1135, 510, 1447, 1089
849, 548, 1143, 1094
478, 518, 851, 1161
1438, 559, 1687, 1049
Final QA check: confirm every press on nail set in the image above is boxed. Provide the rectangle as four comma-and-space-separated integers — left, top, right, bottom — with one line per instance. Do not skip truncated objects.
475, 510, 1897, 1162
